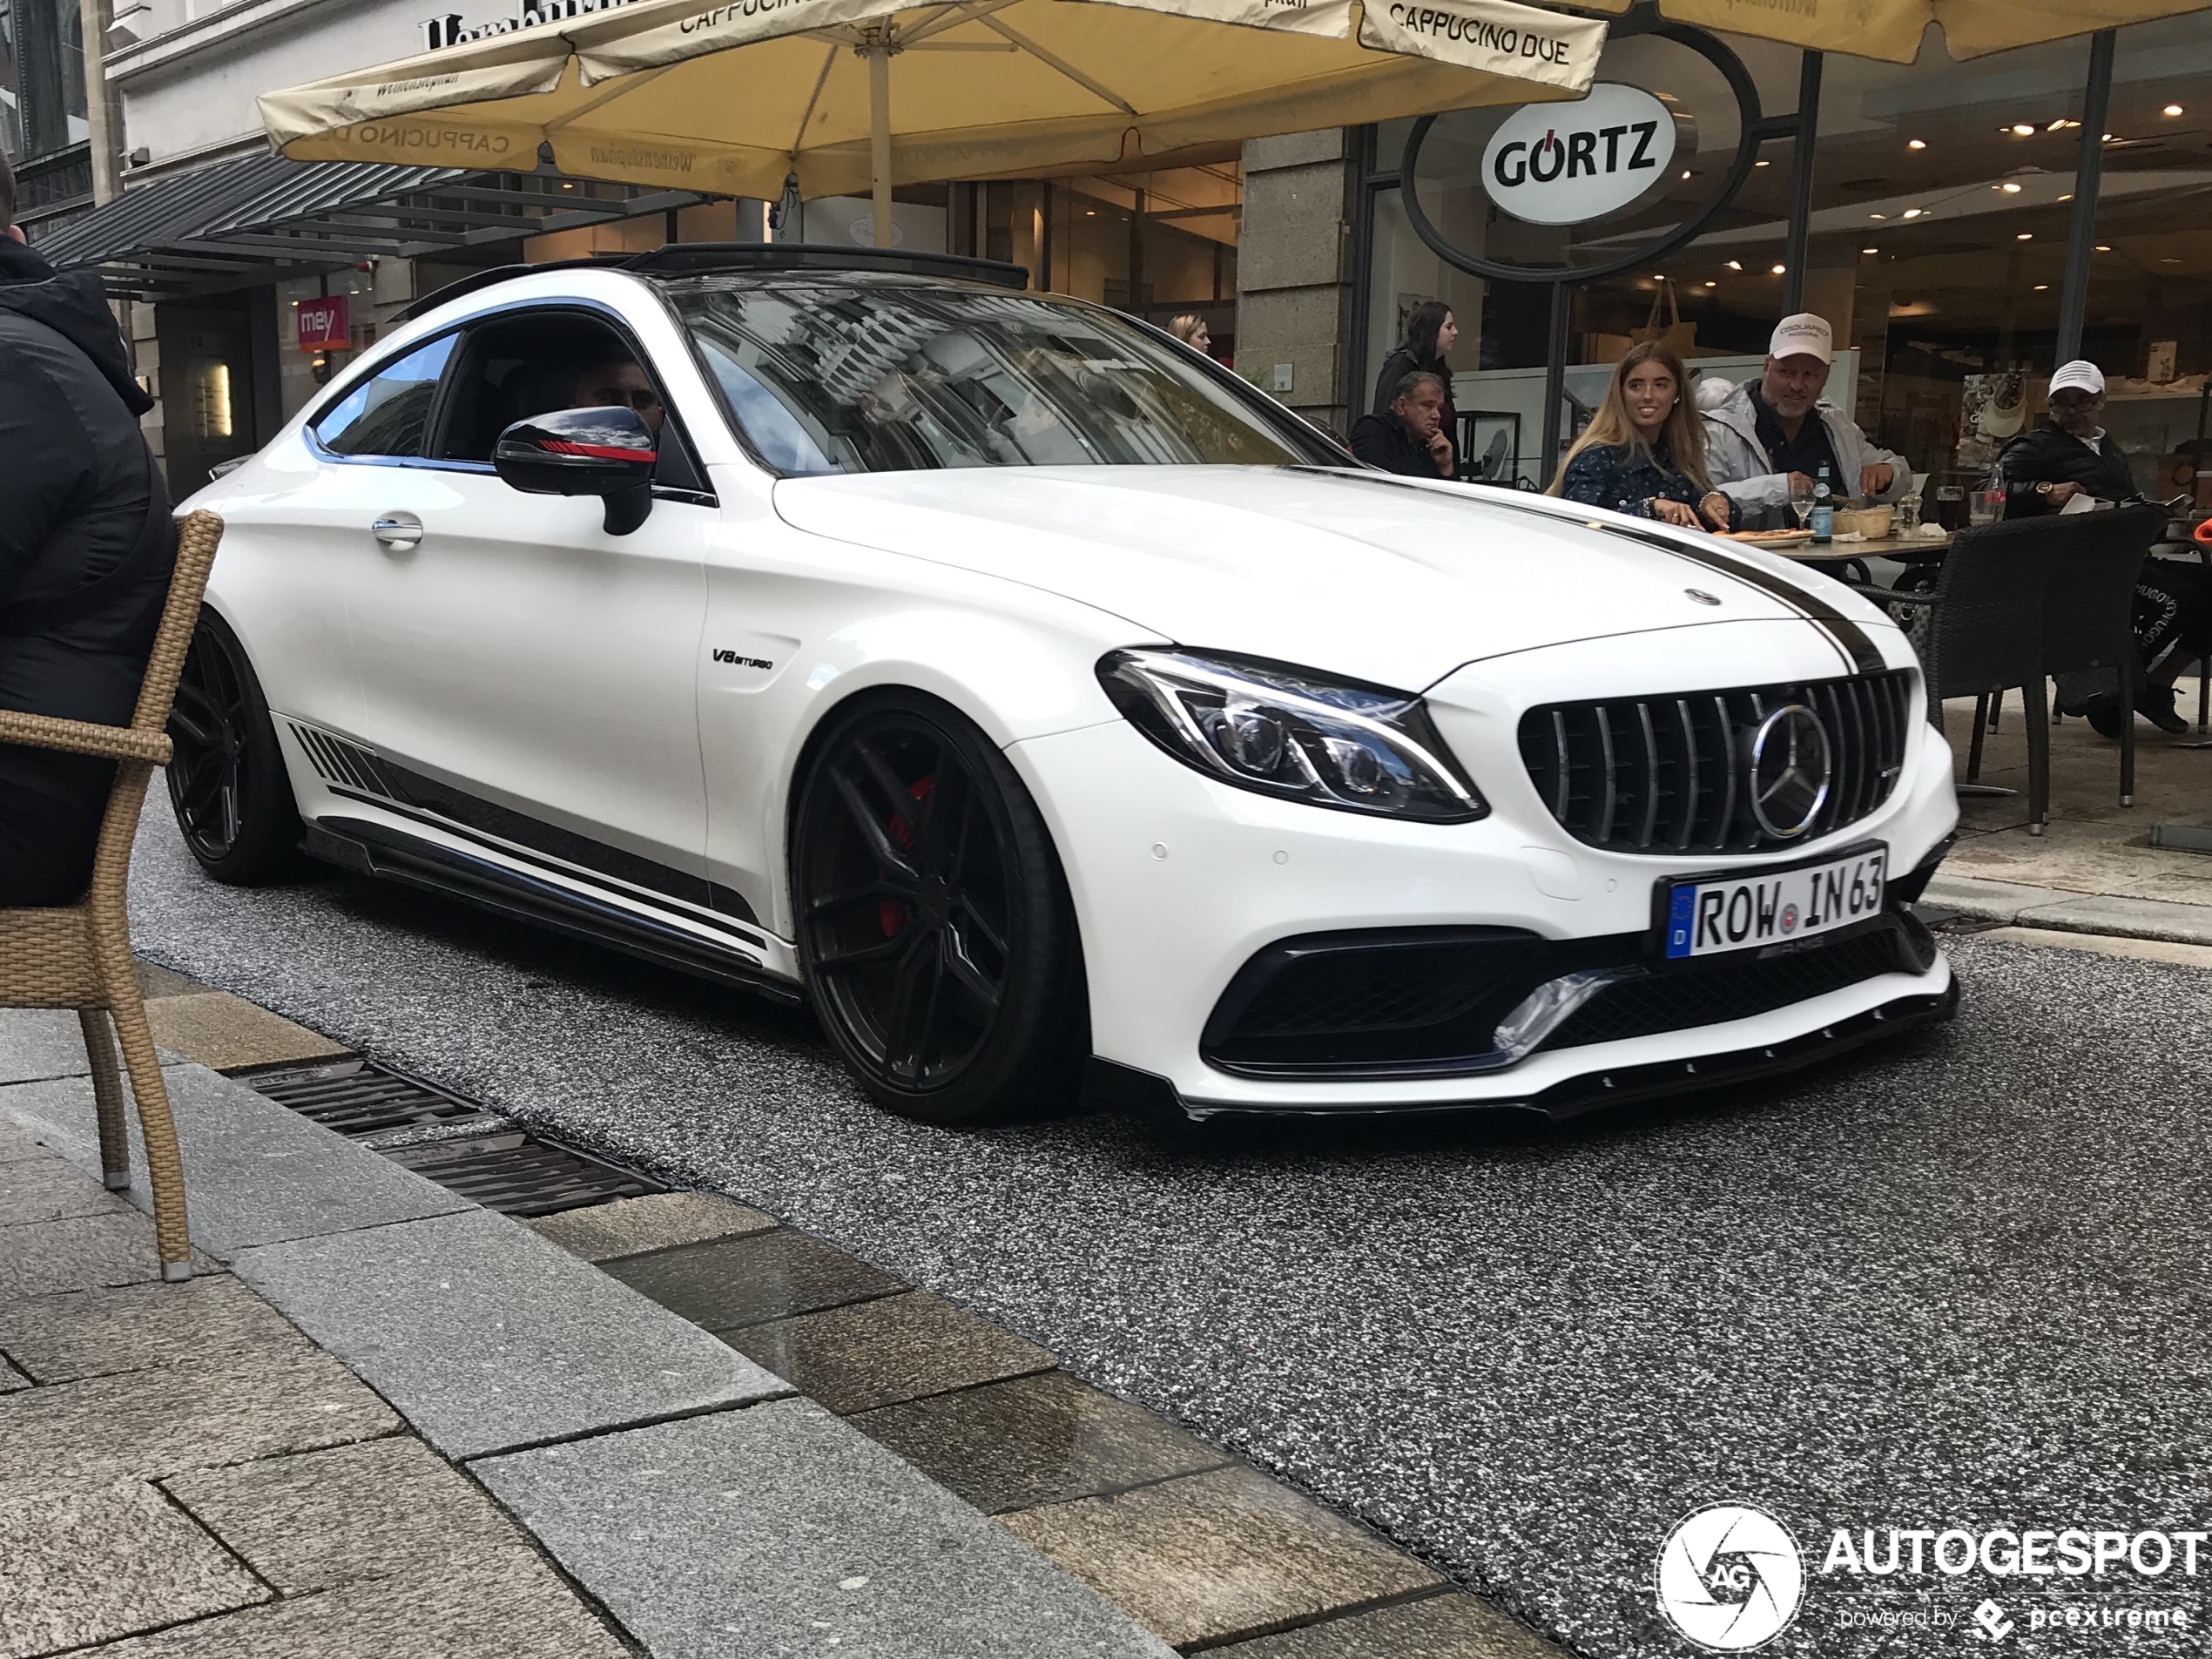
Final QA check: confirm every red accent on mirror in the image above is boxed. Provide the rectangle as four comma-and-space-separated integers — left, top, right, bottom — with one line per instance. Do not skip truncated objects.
538, 438, 656, 463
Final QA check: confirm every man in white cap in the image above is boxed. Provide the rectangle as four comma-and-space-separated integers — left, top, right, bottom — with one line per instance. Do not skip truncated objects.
1993, 359, 2131, 515
1997, 358, 2210, 737
1697, 313, 1910, 530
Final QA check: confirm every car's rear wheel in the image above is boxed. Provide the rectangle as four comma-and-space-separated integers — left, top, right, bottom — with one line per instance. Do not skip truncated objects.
791, 693, 1085, 1125
166, 612, 305, 885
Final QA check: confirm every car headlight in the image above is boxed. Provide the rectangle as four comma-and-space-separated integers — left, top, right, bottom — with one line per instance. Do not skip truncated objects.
1097, 649, 1486, 822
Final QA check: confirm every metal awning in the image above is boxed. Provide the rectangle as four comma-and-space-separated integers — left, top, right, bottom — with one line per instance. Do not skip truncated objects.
32, 153, 713, 299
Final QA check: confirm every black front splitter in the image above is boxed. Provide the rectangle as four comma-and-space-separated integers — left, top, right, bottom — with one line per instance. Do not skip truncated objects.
1146, 976, 1960, 1123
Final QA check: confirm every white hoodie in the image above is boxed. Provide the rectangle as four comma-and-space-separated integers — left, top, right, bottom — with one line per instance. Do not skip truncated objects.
1701, 379, 1910, 529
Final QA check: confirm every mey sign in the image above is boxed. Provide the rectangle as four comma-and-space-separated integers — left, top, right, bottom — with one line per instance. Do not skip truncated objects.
1481, 83, 1677, 226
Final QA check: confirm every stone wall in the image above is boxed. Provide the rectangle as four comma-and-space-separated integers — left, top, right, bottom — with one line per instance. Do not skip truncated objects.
1233, 131, 1356, 439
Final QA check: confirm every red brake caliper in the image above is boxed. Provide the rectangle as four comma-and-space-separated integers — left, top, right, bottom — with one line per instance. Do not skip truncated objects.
880, 775, 936, 937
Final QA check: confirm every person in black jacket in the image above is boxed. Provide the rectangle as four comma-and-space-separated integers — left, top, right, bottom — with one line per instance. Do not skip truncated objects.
1995, 359, 2212, 736
1371, 300, 1458, 476
1348, 372, 1454, 477
0, 153, 175, 905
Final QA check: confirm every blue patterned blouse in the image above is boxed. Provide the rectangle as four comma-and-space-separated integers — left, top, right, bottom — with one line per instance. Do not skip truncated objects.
1557, 441, 1709, 522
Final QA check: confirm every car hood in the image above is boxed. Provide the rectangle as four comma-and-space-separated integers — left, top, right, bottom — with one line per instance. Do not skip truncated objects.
772, 466, 1866, 691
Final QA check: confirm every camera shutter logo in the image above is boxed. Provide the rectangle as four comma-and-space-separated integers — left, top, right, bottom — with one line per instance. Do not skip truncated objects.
1655, 1502, 1805, 1651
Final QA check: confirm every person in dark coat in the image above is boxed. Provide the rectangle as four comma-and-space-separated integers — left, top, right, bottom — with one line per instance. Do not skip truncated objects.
1996, 358, 2212, 736
0, 153, 176, 905
1348, 371, 1454, 477
1548, 341, 1724, 529
1371, 300, 1458, 476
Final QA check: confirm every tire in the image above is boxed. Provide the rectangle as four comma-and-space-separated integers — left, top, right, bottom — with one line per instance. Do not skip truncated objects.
165, 610, 307, 886
790, 692, 1087, 1125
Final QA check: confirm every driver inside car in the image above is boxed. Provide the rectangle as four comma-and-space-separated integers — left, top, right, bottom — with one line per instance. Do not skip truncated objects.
570, 352, 664, 441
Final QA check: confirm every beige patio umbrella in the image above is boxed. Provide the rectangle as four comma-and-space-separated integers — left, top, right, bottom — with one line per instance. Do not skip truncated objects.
260, 0, 1609, 246
1573, 0, 2211, 64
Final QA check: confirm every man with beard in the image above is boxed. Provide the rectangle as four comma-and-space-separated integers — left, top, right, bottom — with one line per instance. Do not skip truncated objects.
1699, 314, 1910, 531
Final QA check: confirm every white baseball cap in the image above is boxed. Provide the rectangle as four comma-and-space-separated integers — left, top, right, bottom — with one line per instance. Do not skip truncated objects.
1769, 313, 1833, 364
2049, 360, 2106, 396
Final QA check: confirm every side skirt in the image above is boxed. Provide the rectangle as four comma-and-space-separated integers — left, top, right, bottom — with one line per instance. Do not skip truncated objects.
304, 817, 805, 1007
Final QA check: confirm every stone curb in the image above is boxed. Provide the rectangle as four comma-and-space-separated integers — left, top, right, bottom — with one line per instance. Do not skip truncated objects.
1921, 873, 2212, 947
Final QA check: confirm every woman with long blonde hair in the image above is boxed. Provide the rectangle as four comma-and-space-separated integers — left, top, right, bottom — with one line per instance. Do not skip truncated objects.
1548, 341, 1727, 529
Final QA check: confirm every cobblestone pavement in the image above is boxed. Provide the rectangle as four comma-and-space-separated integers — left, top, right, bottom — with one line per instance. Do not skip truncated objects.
124, 811, 2212, 1659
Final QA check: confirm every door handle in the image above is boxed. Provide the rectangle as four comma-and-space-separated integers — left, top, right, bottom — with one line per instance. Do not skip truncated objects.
371, 512, 423, 550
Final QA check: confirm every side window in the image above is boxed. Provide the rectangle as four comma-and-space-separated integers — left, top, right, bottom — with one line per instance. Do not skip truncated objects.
437, 309, 705, 494
314, 334, 457, 458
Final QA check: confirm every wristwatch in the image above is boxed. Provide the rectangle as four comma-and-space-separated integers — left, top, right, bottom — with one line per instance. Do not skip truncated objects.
2037, 481, 2055, 497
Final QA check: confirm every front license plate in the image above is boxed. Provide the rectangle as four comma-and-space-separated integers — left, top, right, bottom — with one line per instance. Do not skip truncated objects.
1661, 846, 1887, 961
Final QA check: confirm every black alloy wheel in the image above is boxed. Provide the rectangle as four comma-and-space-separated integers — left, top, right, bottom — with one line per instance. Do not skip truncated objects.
792, 694, 1086, 1124
166, 613, 305, 885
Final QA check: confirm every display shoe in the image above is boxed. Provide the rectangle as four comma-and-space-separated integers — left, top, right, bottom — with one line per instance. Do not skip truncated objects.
2137, 684, 2192, 736
2082, 694, 2129, 740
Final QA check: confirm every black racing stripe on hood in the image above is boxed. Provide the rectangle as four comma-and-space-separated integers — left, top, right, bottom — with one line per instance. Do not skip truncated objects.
1466, 494, 1889, 675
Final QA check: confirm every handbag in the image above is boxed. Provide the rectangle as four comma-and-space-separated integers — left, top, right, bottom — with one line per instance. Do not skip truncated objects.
1630, 280, 1697, 355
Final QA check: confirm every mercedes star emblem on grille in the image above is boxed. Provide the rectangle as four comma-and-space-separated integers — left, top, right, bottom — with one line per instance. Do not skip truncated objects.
1748, 704, 1832, 840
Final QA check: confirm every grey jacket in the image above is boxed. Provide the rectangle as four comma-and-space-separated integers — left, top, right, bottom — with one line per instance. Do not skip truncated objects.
1700, 380, 1909, 529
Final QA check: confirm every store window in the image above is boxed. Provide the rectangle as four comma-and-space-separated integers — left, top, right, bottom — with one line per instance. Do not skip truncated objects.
11, 0, 84, 159
2080, 10, 2212, 504
953, 163, 1241, 364
0, 1, 24, 158
1368, 26, 1802, 486
1812, 33, 2094, 509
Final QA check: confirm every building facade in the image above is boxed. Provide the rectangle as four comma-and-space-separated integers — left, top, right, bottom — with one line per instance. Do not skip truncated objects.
1238, 8, 2212, 509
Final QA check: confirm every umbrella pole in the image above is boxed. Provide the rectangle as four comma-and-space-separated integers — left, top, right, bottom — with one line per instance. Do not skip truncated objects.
869, 46, 894, 249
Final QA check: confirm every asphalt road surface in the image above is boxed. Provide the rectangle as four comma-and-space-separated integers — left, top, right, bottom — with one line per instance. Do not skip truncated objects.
126, 811, 2212, 1658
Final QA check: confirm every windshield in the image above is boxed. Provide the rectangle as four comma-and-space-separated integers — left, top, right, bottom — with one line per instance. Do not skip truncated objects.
669, 276, 1338, 475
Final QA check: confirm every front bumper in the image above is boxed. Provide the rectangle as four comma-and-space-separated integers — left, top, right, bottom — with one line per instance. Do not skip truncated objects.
1008, 626, 1959, 1117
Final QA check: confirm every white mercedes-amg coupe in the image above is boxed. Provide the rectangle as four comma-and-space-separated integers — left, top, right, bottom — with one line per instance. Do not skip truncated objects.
172, 246, 1958, 1125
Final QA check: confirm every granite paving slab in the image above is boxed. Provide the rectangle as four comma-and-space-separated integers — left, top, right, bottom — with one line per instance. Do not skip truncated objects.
0, 1274, 308, 1386
0, 1358, 25, 1392
0, 1478, 270, 1658
2013, 887, 2212, 945
850, 1369, 1234, 1514
0, 1211, 185, 1298
165, 1435, 529, 1595
230, 1206, 787, 1460
145, 992, 351, 1072
0, 1009, 166, 1087
0, 1343, 398, 1498
529, 1190, 779, 1262
0, 1154, 135, 1226
998, 1466, 1446, 1650
0, 1114, 55, 1163
77, 1544, 629, 1659
472, 1399, 1179, 1659
603, 1226, 906, 1332
1207, 1593, 1572, 1658
0, 1065, 472, 1258
136, 961, 210, 1000
727, 1289, 1057, 1414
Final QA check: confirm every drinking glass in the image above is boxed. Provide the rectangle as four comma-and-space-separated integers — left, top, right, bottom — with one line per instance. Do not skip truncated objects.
1790, 476, 1815, 532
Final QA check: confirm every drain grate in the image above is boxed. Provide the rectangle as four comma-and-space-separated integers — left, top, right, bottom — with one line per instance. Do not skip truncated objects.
242, 1058, 662, 1217
382, 1131, 660, 1217
243, 1058, 502, 1139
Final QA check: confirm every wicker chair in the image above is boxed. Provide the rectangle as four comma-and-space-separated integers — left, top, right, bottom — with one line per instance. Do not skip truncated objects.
0, 509, 222, 1282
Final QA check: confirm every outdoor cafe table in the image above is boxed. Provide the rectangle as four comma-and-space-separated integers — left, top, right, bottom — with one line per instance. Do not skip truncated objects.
1777, 531, 1957, 564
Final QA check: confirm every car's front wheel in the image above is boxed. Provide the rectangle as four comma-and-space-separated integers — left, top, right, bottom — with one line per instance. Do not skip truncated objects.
166, 612, 305, 885
791, 693, 1086, 1125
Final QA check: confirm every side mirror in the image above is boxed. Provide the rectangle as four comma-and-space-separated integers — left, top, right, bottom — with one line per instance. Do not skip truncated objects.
494, 405, 657, 536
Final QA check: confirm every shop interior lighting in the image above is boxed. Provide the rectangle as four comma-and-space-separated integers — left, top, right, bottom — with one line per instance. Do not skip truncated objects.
2000, 182, 2024, 192
1862, 246, 1878, 254
1703, 280, 1716, 287
1902, 208, 1924, 219
1725, 260, 1743, 271
2166, 105, 2186, 117
1770, 263, 1785, 275
2011, 124, 2037, 136
2034, 284, 2049, 291
1908, 138, 1927, 150
1681, 170, 1692, 179
2096, 244, 2113, 251
1869, 212, 1887, 219
1754, 158, 1770, 167
2017, 232, 2033, 239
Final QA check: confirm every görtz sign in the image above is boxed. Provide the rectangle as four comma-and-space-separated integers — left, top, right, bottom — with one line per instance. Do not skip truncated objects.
1481, 82, 1678, 226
